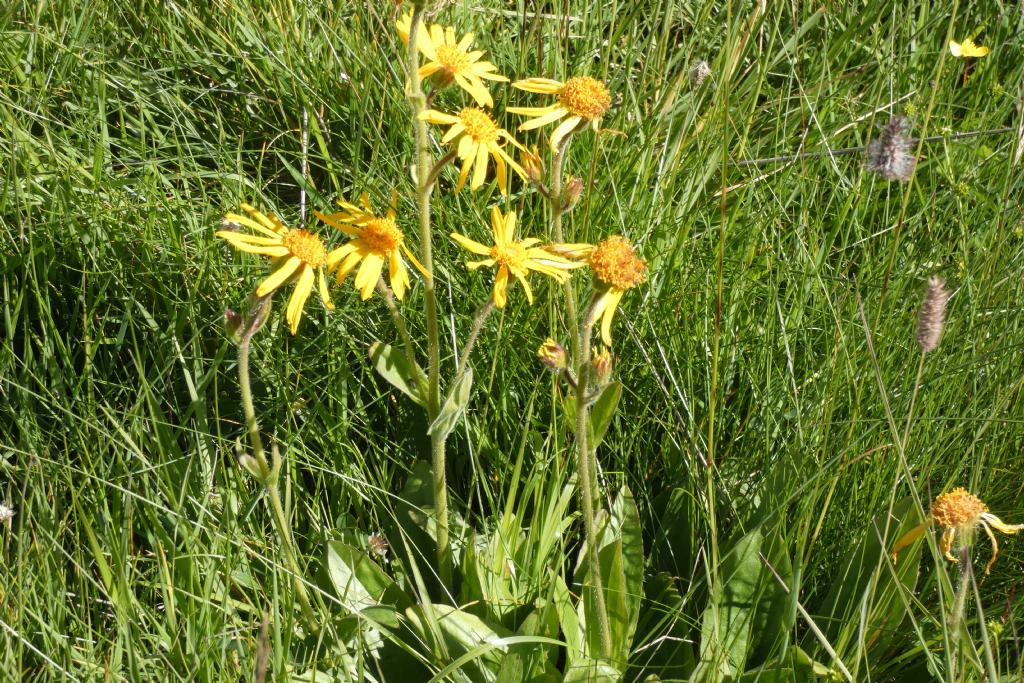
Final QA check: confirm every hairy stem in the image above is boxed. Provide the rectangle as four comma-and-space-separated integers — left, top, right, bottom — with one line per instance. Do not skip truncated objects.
575, 299, 613, 660
407, 5, 451, 587
550, 137, 581, 361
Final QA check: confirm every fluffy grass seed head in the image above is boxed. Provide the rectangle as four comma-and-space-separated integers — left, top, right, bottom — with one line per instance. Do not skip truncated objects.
396, 11, 508, 106
420, 107, 526, 195
689, 60, 712, 87
509, 76, 611, 151
917, 277, 949, 353
450, 206, 582, 309
0, 503, 13, 527
315, 192, 426, 301
865, 116, 916, 182
949, 37, 989, 58
217, 204, 336, 335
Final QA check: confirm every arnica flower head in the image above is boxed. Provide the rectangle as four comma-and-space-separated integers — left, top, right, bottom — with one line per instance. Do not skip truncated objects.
450, 206, 582, 308
314, 192, 426, 301
892, 487, 1024, 575
217, 204, 335, 335
420, 107, 526, 195
865, 116, 916, 182
396, 11, 508, 106
556, 236, 647, 346
509, 76, 612, 152
949, 37, 989, 58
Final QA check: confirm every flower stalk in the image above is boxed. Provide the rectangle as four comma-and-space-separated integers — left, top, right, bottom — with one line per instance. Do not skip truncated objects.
234, 296, 318, 631
407, 5, 451, 586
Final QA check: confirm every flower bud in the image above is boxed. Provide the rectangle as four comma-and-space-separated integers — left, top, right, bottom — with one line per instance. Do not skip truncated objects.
224, 308, 244, 343
238, 454, 266, 481
590, 346, 613, 385
561, 176, 584, 212
537, 337, 567, 371
522, 146, 545, 185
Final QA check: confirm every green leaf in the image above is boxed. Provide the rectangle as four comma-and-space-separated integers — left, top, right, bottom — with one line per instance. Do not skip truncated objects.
404, 604, 508, 683
369, 341, 425, 407
577, 486, 644, 665
428, 367, 473, 438
563, 659, 622, 682
562, 381, 622, 450
326, 541, 408, 611
630, 573, 697, 679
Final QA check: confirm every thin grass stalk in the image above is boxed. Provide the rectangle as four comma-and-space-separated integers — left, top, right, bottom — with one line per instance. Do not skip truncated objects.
576, 301, 613, 661
550, 137, 581, 360
406, 4, 451, 587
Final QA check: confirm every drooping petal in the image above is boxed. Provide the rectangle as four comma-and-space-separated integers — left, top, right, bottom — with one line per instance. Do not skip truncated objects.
550, 116, 583, 152
441, 122, 467, 144
389, 252, 409, 299
355, 253, 384, 300
326, 242, 359, 269
493, 265, 509, 308
471, 142, 489, 190
599, 288, 626, 346
334, 250, 364, 283
318, 268, 334, 310
516, 271, 534, 304
285, 266, 315, 334
256, 256, 302, 297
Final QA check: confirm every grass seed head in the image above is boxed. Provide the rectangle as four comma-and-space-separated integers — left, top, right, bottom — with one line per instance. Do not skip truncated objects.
865, 116, 916, 182
917, 277, 949, 353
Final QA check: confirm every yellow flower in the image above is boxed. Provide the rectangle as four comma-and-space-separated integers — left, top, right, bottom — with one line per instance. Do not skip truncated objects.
314, 192, 425, 301
508, 76, 611, 151
449, 206, 581, 308
396, 11, 508, 106
420, 107, 526, 195
216, 204, 334, 335
891, 487, 1024, 575
949, 38, 989, 58
556, 236, 646, 346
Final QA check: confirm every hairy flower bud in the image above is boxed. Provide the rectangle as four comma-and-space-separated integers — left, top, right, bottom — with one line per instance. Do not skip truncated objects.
537, 337, 567, 371
562, 176, 584, 212
590, 346, 613, 385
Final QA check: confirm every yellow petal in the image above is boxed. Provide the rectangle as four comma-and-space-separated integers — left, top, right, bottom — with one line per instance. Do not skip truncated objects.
512, 77, 563, 94
471, 142, 488, 190
223, 212, 283, 239
334, 250, 363, 283
599, 288, 625, 346
516, 106, 569, 131
517, 272, 534, 304
550, 116, 582, 152
256, 256, 301, 296
493, 266, 509, 308
318, 268, 334, 310
390, 252, 409, 299
355, 253, 384, 300
420, 109, 460, 125
889, 522, 928, 563
450, 232, 491, 256
286, 266, 315, 334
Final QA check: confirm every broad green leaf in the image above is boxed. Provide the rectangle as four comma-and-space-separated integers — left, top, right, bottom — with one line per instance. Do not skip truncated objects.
811, 495, 923, 662
404, 604, 508, 683
369, 341, 425, 407
650, 487, 697, 577
630, 573, 697, 679
553, 574, 584, 666
562, 659, 622, 682
428, 367, 473, 438
495, 604, 561, 683
561, 381, 623, 450
325, 541, 410, 611
747, 527, 796, 666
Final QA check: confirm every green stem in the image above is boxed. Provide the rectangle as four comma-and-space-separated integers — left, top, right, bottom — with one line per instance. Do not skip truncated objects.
575, 299, 613, 661
407, 5, 451, 587
377, 278, 428, 391
901, 353, 926, 452
453, 297, 495, 385
237, 337, 318, 631
550, 136, 581, 361
948, 547, 971, 681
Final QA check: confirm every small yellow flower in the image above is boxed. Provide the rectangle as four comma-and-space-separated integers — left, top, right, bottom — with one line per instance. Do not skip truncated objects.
949, 38, 989, 58
556, 236, 647, 346
216, 204, 335, 335
892, 487, 1024, 575
508, 76, 612, 152
420, 107, 526, 195
450, 206, 582, 308
315, 192, 425, 301
396, 11, 508, 106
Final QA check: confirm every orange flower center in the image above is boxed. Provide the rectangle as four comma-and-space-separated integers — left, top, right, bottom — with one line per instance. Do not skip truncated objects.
436, 44, 471, 74
282, 229, 328, 267
459, 107, 500, 144
491, 241, 527, 270
361, 218, 403, 254
588, 236, 646, 290
931, 488, 987, 529
559, 76, 611, 120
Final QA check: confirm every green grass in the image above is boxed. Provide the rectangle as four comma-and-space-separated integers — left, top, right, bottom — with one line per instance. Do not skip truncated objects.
2, 0, 1023, 680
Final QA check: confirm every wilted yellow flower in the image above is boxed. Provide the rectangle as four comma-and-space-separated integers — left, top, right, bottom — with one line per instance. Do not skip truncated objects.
509, 76, 611, 151
892, 487, 1024, 575
450, 207, 581, 308
314, 192, 425, 301
420, 107, 526, 195
949, 38, 989, 58
555, 236, 647, 345
217, 204, 335, 335
396, 11, 507, 106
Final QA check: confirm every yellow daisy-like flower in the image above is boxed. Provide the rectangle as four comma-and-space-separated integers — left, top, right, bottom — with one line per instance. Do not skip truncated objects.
891, 487, 1024, 575
314, 192, 425, 301
508, 76, 612, 152
450, 206, 581, 308
396, 11, 507, 106
420, 107, 526, 195
949, 38, 989, 58
216, 204, 334, 335
555, 236, 646, 346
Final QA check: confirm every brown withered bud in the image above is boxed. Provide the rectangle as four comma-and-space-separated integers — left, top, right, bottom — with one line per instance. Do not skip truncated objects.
916, 277, 949, 353
562, 176, 584, 212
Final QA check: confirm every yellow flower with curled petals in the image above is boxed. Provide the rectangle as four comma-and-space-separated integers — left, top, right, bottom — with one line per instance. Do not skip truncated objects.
508, 76, 611, 151
554, 236, 647, 345
315, 192, 425, 301
216, 203, 335, 335
949, 38, 989, 58
450, 207, 581, 308
420, 107, 526, 195
396, 11, 507, 106
891, 487, 1024, 575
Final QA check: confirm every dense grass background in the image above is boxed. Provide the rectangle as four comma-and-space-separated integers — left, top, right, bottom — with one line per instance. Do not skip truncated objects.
2, 0, 1023, 680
